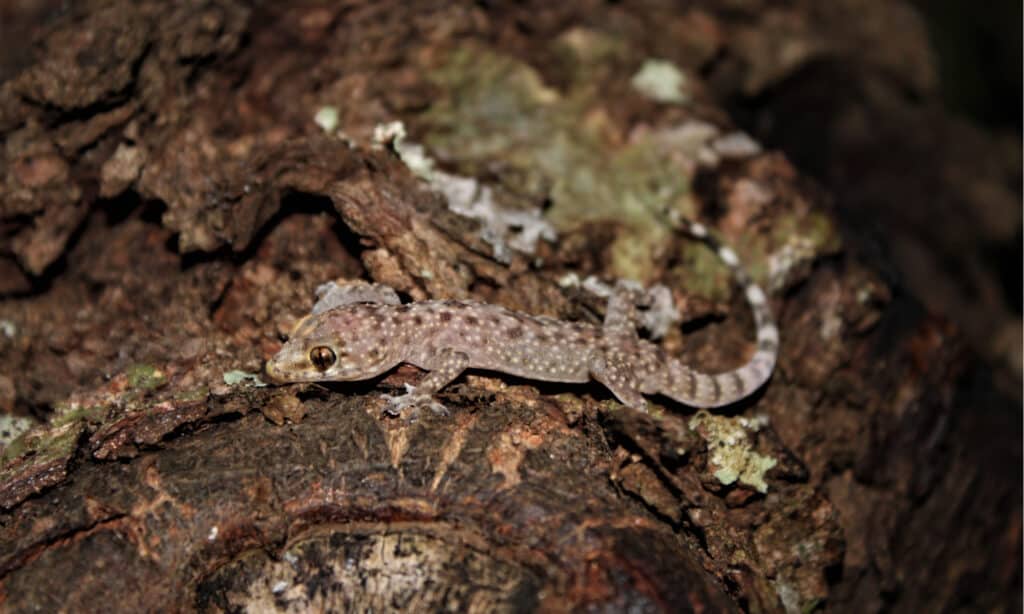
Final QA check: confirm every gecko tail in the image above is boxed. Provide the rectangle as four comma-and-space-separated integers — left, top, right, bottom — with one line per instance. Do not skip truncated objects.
665, 220, 778, 407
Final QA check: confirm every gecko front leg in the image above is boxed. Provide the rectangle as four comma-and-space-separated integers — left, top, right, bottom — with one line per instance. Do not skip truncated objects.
381, 347, 469, 417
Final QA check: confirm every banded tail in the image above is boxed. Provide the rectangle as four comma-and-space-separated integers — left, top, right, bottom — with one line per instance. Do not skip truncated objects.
663, 221, 778, 408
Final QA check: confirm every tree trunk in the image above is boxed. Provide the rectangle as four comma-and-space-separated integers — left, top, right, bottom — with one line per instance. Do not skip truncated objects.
0, 1, 1018, 612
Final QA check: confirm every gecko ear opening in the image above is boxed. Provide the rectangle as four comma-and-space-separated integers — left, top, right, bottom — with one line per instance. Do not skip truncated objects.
309, 346, 337, 371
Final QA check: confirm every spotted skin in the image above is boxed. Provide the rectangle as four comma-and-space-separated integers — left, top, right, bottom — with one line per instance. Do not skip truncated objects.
265, 222, 778, 413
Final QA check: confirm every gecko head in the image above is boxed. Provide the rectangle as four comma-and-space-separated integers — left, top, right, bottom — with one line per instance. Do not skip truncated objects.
265, 305, 398, 383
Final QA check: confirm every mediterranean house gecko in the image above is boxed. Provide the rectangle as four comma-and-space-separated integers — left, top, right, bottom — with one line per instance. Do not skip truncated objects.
265, 222, 778, 414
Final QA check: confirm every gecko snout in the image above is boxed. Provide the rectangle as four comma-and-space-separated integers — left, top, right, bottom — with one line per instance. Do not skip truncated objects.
264, 354, 287, 383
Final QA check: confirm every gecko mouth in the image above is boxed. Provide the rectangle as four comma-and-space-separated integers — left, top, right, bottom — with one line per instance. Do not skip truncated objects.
264, 358, 286, 383
264, 356, 309, 383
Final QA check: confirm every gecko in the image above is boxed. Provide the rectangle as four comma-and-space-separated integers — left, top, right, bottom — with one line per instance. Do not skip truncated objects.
264, 222, 778, 414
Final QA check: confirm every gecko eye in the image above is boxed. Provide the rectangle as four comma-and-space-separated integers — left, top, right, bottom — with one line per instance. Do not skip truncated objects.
309, 346, 336, 371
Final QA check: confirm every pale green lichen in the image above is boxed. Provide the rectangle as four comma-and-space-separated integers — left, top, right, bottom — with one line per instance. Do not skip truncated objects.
314, 106, 340, 133
421, 44, 697, 281
126, 363, 167, 390
630, 59, 690, 104
50, 402, 107, 427
173, 386, 210, 403
671, 240, 736, 302
689, 410, 777, 493
0, 414, 35, 449
551, 27, 629, 84
419, 41, 839, 291
1, 418, 82, 468
757, 211, 842, 291
223, 370, 267, 388
774, 579, 803, 614
373, 121, 437, 179
674, 209, 842, 303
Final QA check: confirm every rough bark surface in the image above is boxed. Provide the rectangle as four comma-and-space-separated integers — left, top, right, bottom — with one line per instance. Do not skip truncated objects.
0, 1, 1019, 612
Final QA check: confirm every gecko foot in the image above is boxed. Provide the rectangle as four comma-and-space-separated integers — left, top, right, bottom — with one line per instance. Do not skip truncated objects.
380, 384, 450, 419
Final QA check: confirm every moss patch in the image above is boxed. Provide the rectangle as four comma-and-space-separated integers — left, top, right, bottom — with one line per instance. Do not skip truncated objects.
126, 363, 167, 390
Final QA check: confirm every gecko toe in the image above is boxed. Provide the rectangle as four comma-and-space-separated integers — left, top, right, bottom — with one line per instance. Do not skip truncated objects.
380, 392, 450, 418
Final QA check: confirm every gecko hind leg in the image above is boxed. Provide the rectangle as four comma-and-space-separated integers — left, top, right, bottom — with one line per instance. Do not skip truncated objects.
589, 352, 648, 412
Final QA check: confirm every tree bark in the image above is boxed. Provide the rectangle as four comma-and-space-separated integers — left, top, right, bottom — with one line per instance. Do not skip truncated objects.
0, 1, 1018, 612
